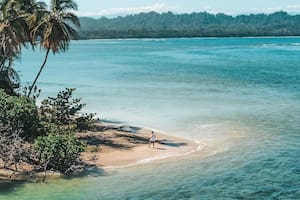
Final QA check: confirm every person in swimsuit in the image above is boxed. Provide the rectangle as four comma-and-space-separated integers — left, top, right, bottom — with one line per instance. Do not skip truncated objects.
148, 131, 156, 148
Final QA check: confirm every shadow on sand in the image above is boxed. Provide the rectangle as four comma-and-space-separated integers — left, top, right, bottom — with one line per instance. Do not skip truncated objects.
80, 134, 132, 150
80, 123, 146, 151
158, 139, 188, 147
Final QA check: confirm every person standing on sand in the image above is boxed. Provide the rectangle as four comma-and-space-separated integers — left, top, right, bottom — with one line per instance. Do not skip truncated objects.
149, 131, 156, 148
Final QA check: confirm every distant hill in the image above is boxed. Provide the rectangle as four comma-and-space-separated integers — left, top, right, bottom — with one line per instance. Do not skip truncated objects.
78, 11, 300, 39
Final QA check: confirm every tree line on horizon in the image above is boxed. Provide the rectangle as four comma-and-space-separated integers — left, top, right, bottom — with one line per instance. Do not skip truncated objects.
79, 11, 300, 39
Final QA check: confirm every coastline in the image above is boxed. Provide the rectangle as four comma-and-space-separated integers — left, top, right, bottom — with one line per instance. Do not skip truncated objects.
80, 123, 199, 169
75, 35, 300, 42
0, 123, 199, 181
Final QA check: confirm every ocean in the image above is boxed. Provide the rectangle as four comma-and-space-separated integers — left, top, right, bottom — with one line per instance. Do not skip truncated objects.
1, 37, 300, 199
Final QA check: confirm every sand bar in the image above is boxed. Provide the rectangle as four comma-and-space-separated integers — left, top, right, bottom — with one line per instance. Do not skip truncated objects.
80, 123, 199, 168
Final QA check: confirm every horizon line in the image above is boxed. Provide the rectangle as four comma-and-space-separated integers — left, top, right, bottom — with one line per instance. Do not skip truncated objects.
76, 10, 300, 19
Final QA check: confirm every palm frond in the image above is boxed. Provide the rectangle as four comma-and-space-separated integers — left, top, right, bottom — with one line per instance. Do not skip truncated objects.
62, 12, 80, 28
51, 0, 78, 12
34, 0, 80, 53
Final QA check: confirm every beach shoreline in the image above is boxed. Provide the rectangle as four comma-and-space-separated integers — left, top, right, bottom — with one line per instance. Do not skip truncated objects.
0, 123, 199, 181
80, 123, 199, 169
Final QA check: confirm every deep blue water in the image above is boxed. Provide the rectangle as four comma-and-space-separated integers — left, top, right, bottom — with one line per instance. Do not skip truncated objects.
1, 37, 300, 199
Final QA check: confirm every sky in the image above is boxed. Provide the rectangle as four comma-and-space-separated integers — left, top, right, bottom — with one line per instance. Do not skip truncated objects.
54, 0, 300, 17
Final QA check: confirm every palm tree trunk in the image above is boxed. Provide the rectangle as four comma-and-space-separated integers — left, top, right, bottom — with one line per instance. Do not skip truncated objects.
28, 47, 50, 97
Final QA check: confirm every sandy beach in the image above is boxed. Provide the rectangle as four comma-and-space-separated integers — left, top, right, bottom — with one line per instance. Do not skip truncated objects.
80, 123, 199, 168
0, 123, 198, 180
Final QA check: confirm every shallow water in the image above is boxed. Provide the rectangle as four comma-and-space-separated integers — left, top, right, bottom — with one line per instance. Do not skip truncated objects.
1, 37, 300, 199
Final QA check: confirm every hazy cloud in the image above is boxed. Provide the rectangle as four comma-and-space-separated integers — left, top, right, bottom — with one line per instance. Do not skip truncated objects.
249, 4, 300, 14
74, 3, 300, 17
76, 3, 177, 17
285, 4, 300, 12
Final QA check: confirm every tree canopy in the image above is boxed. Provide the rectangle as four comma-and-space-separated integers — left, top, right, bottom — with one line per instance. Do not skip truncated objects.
79, 11, 300, 39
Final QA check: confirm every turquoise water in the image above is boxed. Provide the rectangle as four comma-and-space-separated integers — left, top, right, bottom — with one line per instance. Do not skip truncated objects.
1, 37, 300, 199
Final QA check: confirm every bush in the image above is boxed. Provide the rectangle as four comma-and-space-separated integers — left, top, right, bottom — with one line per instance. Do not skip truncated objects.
0, 124, 29, 170
0, 89, 42, 141
39, 88, 96, 132
75, 113, 96, 131
0, 88, 94, 174
33, 133, 85, 173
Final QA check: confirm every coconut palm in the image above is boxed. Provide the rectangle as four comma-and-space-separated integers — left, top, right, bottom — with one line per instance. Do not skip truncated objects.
28, 0, 80, 97
0, 0, 31, 94
18, 0, 46, 14
0, 0, 47, 94
0, 0, 29, 67
0, 0, 46, 65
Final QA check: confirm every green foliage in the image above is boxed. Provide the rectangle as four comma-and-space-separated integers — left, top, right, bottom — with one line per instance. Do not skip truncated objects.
32, 88, 94, 173
0, 87, 96, 173
79, 11, 300, 39
40, 88, 83, 125
40, 88, 96, 132
0, 1, 88, 175
75, 113, 96, 132
33, 133, 85, 173
0, 89, 42, 141
0, 88, 94, 173
22, 85, 41, 100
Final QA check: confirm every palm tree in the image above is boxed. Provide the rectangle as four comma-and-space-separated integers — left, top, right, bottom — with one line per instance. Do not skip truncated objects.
0, 0, 46, 66
28, 0, 80, 97
19, 0, 46, 14
0, 0, 30, 94
0, 0, 47, 95
0, 0, 29, 67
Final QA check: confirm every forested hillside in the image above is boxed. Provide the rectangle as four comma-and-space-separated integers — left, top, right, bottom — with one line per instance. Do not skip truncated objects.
78, 11, 300, 39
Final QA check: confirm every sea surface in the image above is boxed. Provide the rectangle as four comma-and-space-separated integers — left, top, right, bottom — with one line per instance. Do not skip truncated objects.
1, 37, 300, 199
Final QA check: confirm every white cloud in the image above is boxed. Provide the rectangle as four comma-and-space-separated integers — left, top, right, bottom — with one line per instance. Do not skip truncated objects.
74, 3, 300, 18
286, 5, 300, 13
249, 4, 300, 14
75, 3, 176, 17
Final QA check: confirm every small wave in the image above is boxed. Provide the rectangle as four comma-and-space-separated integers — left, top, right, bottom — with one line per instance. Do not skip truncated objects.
194, 123, 224, 129
140, 38, 167, 42
114, 38, 167, 42
290, 43, 300, 46
261, 43, 278, 47
104, 148, 200, 170
260, 43, 300, 47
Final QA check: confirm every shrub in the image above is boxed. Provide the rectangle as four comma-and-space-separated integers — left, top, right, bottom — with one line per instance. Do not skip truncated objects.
0, 89, 42, 141
0, 88, 94, 174
75, 113, 96, 131
33, 133, 85, 173
39, 88, 96, 132
0, 124, 29, 171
